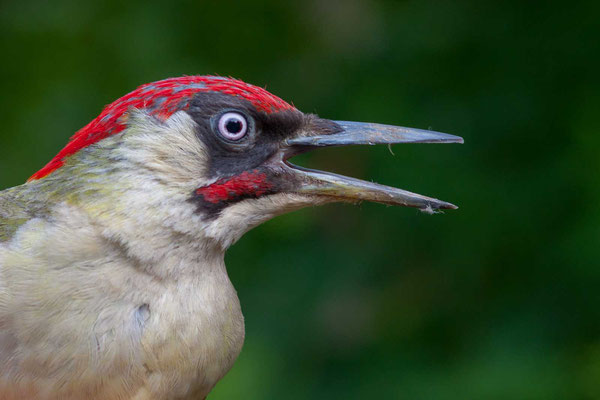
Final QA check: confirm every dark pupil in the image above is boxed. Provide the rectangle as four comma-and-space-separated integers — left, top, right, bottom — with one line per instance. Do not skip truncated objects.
225, 118, 242, 134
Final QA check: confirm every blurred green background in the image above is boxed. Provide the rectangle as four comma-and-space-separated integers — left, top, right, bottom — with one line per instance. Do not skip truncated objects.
1, 0, 599, 398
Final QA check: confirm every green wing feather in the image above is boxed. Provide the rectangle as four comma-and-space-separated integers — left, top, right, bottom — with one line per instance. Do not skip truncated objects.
0, 185, 40, 243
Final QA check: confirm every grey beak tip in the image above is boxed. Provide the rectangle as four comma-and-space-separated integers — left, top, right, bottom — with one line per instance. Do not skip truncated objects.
443, 201, 459, 210
429, 133, 463, 144
420, 202, 458, 214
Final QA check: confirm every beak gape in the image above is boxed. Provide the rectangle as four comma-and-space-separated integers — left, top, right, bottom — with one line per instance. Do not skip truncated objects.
279, 121, 463, 212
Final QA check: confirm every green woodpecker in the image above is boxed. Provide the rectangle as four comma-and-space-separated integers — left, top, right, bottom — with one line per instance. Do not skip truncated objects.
0, 76, 462, 399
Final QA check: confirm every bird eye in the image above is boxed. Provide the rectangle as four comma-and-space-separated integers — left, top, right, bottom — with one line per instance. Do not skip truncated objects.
217, 112, 248, 141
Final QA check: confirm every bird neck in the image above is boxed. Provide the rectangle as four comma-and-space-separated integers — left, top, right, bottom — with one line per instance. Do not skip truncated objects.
87, 184, 228, 281
24, 166, 226, 282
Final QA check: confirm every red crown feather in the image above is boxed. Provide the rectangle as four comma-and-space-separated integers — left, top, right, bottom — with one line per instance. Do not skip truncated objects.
29, 76, 295, 181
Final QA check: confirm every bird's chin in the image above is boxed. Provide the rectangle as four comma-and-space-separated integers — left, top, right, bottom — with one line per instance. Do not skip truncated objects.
271, 120, 463, 212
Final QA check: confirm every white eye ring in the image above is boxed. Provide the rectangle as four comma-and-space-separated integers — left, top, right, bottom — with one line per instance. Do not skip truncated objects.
217, 112, 248, 141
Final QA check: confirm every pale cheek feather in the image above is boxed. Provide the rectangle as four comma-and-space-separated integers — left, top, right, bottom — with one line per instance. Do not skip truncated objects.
116, 110, 210, 189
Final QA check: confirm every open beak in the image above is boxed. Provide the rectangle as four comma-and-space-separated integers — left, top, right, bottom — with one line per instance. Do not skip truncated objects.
278, 120, 463, 212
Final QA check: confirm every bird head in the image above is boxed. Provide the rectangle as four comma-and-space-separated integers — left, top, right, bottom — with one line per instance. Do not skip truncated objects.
28, 76, 462, 251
